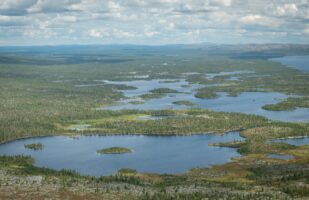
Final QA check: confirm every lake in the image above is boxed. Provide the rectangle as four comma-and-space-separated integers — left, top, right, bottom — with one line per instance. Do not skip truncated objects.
273, 136, 309, 146
98, 56, 309, 122
270, 55, 309, 72
100, 78, 309, 122
267, 154, 294, 160
0, 132, 243, 176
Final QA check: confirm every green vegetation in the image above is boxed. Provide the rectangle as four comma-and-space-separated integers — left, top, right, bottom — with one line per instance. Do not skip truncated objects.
60, 109, 269, 135
209, 140, 245, 148
0, 47, 308, 143
123, 111, 261, 134
149, 88, 179, 94
129, 101, 145, 105
194, 88, 219, 99
1, 146, 309, 200
172, 100, 196, 106
238, 124, 308, 154
117, 168, 137, 174
97, 147, 133, 154
140, 93, 166, 100
262, 97, 309, 111
24, 143, 44, 150
140, 88, 179, 100
0, 45, 309, 199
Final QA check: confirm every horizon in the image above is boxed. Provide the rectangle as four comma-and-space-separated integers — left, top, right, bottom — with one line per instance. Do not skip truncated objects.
0, 42, 309, 48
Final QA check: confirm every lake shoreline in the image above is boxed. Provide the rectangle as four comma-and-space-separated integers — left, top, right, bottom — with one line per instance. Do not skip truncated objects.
0, 129, 244, 145
0, 131, 245, 176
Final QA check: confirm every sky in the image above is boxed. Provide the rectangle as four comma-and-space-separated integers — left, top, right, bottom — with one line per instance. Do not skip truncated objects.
0, 0, 308, 46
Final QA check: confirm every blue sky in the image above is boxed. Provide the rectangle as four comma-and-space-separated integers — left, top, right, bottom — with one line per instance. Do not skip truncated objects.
0, 0, 308, 45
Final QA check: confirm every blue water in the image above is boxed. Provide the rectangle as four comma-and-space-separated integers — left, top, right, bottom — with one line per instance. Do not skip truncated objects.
0, 132, 243, 176
98, 56, 309, 123
273, 137, 309, 146
267, 154, 293, 160
103, 79, 202, 98
270, 55, 309, 72
100, 78, 309, 122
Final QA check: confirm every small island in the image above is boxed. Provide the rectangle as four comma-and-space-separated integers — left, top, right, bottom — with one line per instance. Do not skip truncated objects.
96, 147, 133, 154
172, 100, 196, 106
24, 143, 44, 150
129, 101, 145, 105
140, 88, 180, 100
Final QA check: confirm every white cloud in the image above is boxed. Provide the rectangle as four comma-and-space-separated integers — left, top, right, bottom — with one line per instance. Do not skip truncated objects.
208, 11, 233, 23
23, 27, 57, 38
23, 29, 39, 37
144, 31, 158, 37
61, 15, 77, 22
274, 4, 298, 16
88, 29, 102, 37
0, 0, 37, 10
159, 0, 180, 3
88, 28, 136, 39
113, 29, 136, 38
239, 15, 262, 23
0, 0, 308, 45
239, 15, 280, 27
210, 0, 232, 7
167, 22, 175, 30
0, 15, 28, 26
27, 0, 81, 13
